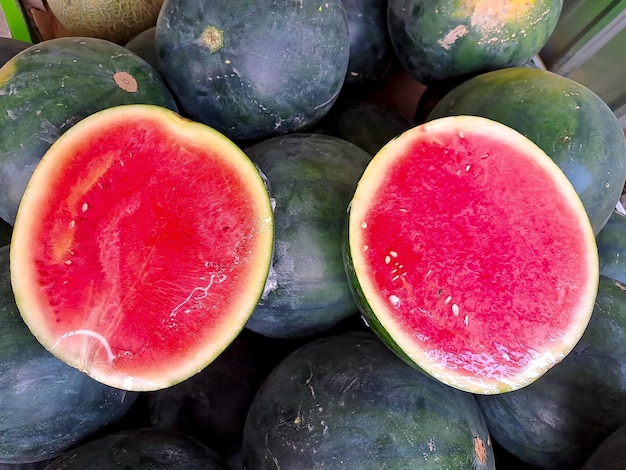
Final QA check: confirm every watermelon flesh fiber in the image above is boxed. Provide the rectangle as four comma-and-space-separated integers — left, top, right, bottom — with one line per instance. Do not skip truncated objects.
348, 116, 598, 394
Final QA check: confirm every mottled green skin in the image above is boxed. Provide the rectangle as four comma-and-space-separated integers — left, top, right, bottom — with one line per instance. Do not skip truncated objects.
581, 424, 626, 470
0, 37, 178, 225
596, 210, 626, 284
476, 276, 626, 470
43, 428, 228, 469
245, 133, 372, 338
242, 330, 495, 469
414, 59, 539, 124
0, 246, 138, 464
387, 0, 562, 85
428, 67, 626, 234
155, 0, 349, 142
0, 37, 30, 67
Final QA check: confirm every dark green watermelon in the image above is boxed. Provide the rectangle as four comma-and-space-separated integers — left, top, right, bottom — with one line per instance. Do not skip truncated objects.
0, 246, 138, 464
475, 275, 626, 469
596, 209, 626, 284
0, 37, 179, 225
155, 0, 350, 142
242, 330, 496, 469
428, 67, 626, 234
342, 0, 392, 86
316, 101, 414, 156
387, 0, 562, 85
0, 460, 52, 470
581, 424, 626, 470
43, 428, 228, 469
414, 59, 541, 124
244, 133, 372, 338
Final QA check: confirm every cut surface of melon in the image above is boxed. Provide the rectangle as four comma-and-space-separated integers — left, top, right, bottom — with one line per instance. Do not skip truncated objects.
10, 104, 274, 391
348, 115, 598, 394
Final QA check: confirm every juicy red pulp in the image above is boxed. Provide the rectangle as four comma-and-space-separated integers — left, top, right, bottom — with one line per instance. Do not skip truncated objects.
360, 132, 589, 381
32, 117, 263, 376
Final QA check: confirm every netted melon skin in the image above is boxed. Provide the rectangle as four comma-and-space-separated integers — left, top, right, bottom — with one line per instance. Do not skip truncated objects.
47, 0, 164, 44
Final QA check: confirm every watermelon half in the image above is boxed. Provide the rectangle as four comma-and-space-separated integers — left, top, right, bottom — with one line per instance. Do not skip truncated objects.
9, 104, 274, 392
344, 115, 598, 394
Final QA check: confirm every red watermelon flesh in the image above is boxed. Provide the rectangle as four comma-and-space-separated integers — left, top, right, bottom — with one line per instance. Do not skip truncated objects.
10, 104, 274, 392
346, 115, 598, 394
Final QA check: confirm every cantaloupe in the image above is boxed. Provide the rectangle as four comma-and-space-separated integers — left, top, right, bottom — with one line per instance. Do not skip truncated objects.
46, 0, 164, 44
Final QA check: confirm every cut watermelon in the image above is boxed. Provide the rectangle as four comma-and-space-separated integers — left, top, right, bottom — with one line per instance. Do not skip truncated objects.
344, 115, 598, 394
10, 104, 274, 392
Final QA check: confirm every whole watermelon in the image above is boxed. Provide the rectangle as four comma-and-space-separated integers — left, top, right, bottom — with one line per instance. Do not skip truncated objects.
155, 0, 350, 142
242, 330, 496, 469
582, 424, 626, 470
388, 0, 563, 85
244, 133, 372, 338
43, 428, 228, 469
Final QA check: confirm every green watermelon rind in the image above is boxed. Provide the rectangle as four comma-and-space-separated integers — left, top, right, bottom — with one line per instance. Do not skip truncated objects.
244, 133, 372, 339
44, 428, 229, 469
596, 209, 626, 284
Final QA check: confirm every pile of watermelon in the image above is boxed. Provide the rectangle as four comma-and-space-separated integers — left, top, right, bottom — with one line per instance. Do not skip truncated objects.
1, 0, 626, 468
